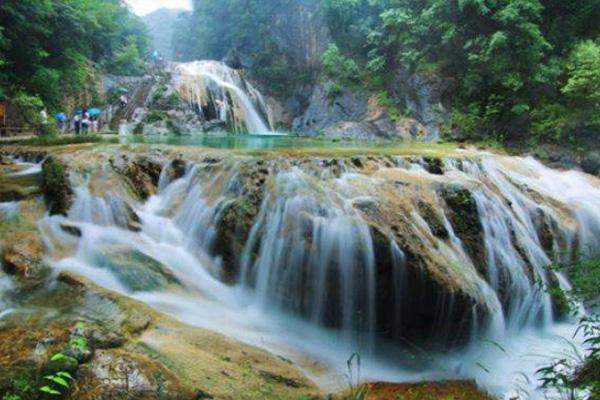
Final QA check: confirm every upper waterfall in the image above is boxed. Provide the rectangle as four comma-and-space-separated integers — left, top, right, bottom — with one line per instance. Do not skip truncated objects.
173, 61, 274, 134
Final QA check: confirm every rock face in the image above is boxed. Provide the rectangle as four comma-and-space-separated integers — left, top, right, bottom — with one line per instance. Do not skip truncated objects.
269, 0, 329, 72
291, 76, 450, 140
390, 72, 452, 141
582, 151, 600, 176
292, 82, 369, 136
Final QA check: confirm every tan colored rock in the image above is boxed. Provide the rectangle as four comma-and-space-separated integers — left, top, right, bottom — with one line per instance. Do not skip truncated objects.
2, 231, 45, 279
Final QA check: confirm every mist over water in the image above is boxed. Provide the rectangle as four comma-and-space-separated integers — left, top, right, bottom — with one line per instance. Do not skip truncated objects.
36, 150, 599, 399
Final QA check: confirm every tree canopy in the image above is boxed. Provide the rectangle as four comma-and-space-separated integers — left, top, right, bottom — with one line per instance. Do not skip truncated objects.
174, 0, 600, 142
0, 0, 148, 111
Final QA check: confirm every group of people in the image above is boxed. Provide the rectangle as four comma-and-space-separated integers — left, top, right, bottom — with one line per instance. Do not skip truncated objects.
72, 110, 99, 135
49, 109, 103, 135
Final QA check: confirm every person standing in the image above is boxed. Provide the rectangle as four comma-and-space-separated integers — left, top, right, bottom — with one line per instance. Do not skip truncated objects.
73, 112, 81, 135
81, 111, 90, 135
38, 108, 48, 135
119, 94, 128, 108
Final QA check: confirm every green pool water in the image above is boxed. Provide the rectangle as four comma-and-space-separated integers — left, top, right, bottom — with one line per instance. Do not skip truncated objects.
118, 134, 405, 150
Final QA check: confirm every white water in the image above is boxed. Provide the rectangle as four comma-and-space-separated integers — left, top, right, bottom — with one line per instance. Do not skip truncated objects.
0, 202, 19, 220
37, 152, 600, 398
174, 61, 273, 134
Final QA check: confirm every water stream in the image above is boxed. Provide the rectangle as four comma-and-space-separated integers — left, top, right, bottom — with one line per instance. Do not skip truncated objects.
28, 150, 600, 398
174, 61, 274, 134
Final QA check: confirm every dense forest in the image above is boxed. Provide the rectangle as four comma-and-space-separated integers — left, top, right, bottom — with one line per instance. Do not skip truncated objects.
0, 0, 147, 119
173, 0, 600, 144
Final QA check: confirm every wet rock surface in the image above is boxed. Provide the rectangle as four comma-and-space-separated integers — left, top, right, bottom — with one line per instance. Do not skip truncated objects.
41, 157, 73, 216
110, 154, 163, 200
2, 231, 48, 284
95, 247, 180, 292
1, 144, 591, 399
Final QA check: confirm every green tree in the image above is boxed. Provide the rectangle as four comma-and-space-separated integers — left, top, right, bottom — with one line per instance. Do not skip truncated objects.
0, 0, 148, 113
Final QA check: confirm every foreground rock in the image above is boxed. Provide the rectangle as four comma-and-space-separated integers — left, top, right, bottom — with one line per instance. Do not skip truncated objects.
361, 381, 493, 400
2, 231, 48, 285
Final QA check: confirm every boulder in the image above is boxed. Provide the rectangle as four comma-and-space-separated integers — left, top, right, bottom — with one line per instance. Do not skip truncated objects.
94, 247, 180, 292
165, 159, 187, 182
582, 151, 600, 176
323, 121, 380, 139
87, 350, 154, 395
2, 231, 47, 282
213, 162, 269, 283
111, 155, 163, 200
142, 120, 171, 136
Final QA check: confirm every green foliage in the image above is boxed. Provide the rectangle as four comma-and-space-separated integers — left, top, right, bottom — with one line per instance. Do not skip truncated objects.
322, 43, 361, 84
0, 0, 148, 113
563, 41, 600, 103
69, 337, 88, 351
345, 352, 367, 400
537, 255, 600, 399
555, 254, 600, 308
560, 40, 600, 131
375, 90, 401, 122
107, 36, 145, 76
537, 316, 600, 400
11, 92, 44, 125
318, 0, 600, 142
22, 134, 109, 147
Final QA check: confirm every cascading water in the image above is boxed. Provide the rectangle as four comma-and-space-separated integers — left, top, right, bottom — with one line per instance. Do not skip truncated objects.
174, 61, 274, 134
37, 150, 600, 398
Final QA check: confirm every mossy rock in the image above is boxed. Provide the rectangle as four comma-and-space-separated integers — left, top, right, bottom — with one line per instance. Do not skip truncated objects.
41, 157, 73, 216
422, 156, 444, 175
2, 231, 50, 285
440, 185, 486, 275
94, 248, 180, 292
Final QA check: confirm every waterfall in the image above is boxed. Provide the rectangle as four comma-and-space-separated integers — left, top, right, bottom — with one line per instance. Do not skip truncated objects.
174, 61, 274, 134
38, 151, 600, 398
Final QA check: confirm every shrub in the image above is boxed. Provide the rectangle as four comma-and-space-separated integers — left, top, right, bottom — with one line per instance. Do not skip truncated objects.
322, 43, 361, 84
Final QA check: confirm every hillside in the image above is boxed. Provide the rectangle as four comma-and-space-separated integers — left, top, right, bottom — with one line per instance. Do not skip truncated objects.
142, 8, 184, 60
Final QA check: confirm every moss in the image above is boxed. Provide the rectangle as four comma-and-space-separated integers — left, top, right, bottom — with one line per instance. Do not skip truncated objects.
546, 281, 572, 319
144, 110, 168, 124
22, 135, 106, 147
422, 156, 444, 175
440, 186, 487, 277
41, 157, 73, 216
165, 118, 182, 135
375, 90, 402, 123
